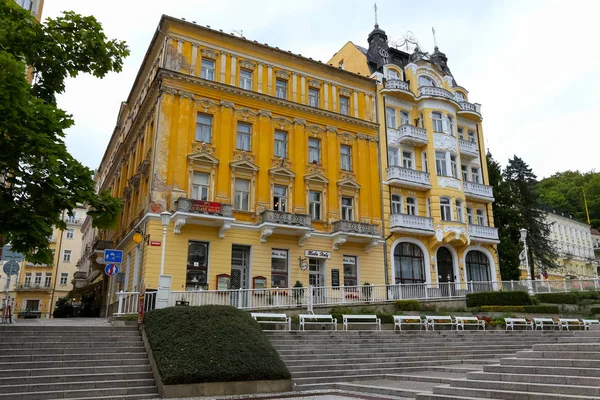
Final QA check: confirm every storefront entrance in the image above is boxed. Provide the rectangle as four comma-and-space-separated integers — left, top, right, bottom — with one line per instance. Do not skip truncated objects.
308, 258, 325, 303
230, 245, 250, 307
436, 247, 455, 297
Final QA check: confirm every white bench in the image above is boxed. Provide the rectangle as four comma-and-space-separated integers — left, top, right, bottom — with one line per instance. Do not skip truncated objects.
250, 313, 291, 330
394, 315, 426, 331
426, 315, 457, 331
342, 314, 381, 331
558, 318, 584, 331
583, 319, 600, 331
533, 317, 556, 331
505, 318, 533, 330
455, 316, 485, 330
298, 314, 337, 331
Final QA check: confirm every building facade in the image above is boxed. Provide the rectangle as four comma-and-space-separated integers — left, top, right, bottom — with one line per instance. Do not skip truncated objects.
13, 0, 43, 20
329, 23, 500, 287
93, 16, 383, 312
592, 228, 600, 275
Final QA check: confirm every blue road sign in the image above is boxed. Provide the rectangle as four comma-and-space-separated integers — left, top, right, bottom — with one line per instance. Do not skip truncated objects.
105, 264, 119, 276
104, 249, 123, 264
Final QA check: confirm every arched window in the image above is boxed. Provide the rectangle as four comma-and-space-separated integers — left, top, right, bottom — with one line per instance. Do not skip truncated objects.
394, 242, 425, 284
455, 91, 465, 101
418, 75, 436, 87
466, 251, 491, 281
387, 69, 400, 80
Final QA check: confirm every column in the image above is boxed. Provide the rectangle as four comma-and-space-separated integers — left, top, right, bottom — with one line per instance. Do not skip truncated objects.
292, 119, 306, 212
267, 65, 273, 95
256, 111, 272, 206
353, 92, 359, 118
324, 83, 329, 110
300, 75, 306, 104
292, 73, 298, 102
190, 44, 198, 76
257, 63, 263, 93
216, 101, 235, 203
230, 55, 237, 86
220, 53, 227, 83
331, 85, 337, 112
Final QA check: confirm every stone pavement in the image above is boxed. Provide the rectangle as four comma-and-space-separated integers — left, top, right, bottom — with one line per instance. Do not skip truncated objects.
159, 390, 412, 400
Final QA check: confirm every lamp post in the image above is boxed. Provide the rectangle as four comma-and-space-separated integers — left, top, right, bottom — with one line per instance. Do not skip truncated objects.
160, 211, 171, 276
520, 228, 534, 295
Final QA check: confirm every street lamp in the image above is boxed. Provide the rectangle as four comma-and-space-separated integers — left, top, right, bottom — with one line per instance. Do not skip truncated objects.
520, 228, 534, 295
160, 211, 171, 276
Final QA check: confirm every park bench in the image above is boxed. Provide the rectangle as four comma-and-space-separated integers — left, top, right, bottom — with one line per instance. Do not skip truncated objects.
250, 312, 291, 330
393, 315, 426, 331
298, 314, 337, 331
533, 317, 556, 330
342, 314, 381, 331
558, 318, 584, 331
455, 316, 485, 330
583, 319, 600, 331
505, 317, 533, 330
426, 315, 457, 331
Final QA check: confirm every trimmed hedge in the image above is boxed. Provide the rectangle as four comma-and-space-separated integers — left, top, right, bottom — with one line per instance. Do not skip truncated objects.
144, 306, 290, 385
590, 307, 600, 314
573, 291, 600, 300
523, 305, 559, 313
535, 293, 577, 304
394, 300, 422, 311
466, 291, 532, 307
480, 306, 525, 312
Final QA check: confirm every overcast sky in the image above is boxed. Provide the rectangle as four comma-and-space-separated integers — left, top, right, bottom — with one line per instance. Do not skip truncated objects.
43, 0, 599, 179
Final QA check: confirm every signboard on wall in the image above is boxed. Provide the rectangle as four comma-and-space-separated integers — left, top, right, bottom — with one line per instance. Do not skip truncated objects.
272, 250, 288, 259
189, 200, 222, 214
343, 256, 356, 265
331, 269, 340, 287
305, 250, 331, 259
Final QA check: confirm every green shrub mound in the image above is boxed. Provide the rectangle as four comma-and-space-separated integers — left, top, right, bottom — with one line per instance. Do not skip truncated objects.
394, 300, 422, 311
535, 293, 577, 304
590, 307, 600, 315
466, 291, 532, 307
480, 305, 526, 312
523, 305, 559, 313
144, 306, 291, 385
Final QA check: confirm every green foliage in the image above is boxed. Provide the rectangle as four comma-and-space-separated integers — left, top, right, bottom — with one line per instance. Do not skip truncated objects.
0, 0, 128, 262
394, 300, 422, 311
52, 297, 73, 318
480, 305, 525, 312
573, 291, 600, 300
144, 306, 290, 385
466, 291, 533, 307
590, 307, 600, 315
535, 293, 577, 304
523, 305, 559, 314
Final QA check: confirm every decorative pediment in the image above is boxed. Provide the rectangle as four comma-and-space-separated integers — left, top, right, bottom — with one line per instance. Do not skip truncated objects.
233, 150, 256, 163
235, 107, 258, 121
337, 131, 356, 143
337, 178, 360, 189
230, 159, 259, 171
272, 116, 293, 129
275, 70, 290, 80
239, 60, 256, 70
195, 97, 218, 112
305, 163, 325, 175
201, 48, 218, 60
269, 166, 296, 178
304, 173, 329, 184
338, 87, 351, 97
308, 79, 322, 88
191, 142, 216, 156
188, 152, 219, 165
338, 171, 356, 181
271, 157, 292, 169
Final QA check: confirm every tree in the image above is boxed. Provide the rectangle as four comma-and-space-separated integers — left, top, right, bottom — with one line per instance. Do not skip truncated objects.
504, 156, 559, 278
0, 0, 129, 263
487, 153, 521, 280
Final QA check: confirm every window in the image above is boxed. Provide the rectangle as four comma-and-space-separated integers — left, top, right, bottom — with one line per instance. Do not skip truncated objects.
308, 138, 321, 164
63, 249, 72, 262
422, 152, 428, 172
60, 272, 68, 285
426, 198, 431, 217
309, 191, 322, 220
455, 92, 465, 102
447, 115, 455, 136
385, 107, 397, 128
66, 229, 74, 239
400, 111, 410, 126
456, 200, 464, 223
274, 131, 287, 158
468, 130, 477, 143
67, 214, 76, 224
234, 179, 250, 211
394, 243, 425, 284
340, 145, 352, 171
187, 241, 209, 290
418, 75, 436, 87
341, 197, 354, 221
387, 69, 400, 80
192, 172, 209, 201
273, 185, 287, 212
271, 249, 288, 288
388, 148, 399, 166
461, 165, 469, 181
466, 251, 491, 282
16, 0, 33, 10
450, 155, 458, 178
34, 273, 42, 285
343, 256, 357, 287
196, 114, 213, 143
476, 209, 486, 226
275, 79, 287, 99
402, 151, 414, 169
200, 59, 215, 81
467, 207, 474, 224
44, 273, 51, 287
309, 88, 319, 107
236, 122, 251, 151
471, 167, 481, 183
406, 197, 417, 215
240, 69, 252, 90
339, 96, 350, 116
391, 194, 403, 214
432, 112, 443, 132
24, 273, 31, 286
435, 151, 447, 176
440, 197, 452, 221
458, 127, 465, 140
339, 59, 345, 69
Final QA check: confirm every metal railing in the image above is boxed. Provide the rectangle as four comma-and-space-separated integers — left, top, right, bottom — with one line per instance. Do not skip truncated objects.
114, 291, 157, 315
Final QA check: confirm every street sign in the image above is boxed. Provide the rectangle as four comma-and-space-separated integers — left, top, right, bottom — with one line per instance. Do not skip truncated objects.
3, 261, 19, 276
104, 249, 123, 264
1, 245, 25, 262
105, 264, 119, 276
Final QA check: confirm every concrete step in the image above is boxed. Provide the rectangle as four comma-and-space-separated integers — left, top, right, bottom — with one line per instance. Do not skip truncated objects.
484, 364, 600, 378
0, 326, 137, 333
304, 381, 437, 399
416, 393, 486, 400
0, 357, 150, 370
66, 396, 159, 400
0, 352, 149, 363
0, 378, 155, 394
433, 385, 600, 399
0, 340, 141, 349
0, 331, 141, 338
271, 340, 549, 348
501, 356, 600, 368
467, 371, 600, 387
0, 364, 151, 378
0, 371, 154, 386
0, 335, 142, 343
534, 343, 600, 352
283, 351, 516, 365
453, 378, 600, 397
0, 385, 158, 400
277, 344, 531, 356
517, 350, 600, 360
0, 346, 147, 356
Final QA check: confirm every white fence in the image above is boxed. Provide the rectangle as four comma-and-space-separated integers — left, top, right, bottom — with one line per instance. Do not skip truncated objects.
113, 279, 600, 315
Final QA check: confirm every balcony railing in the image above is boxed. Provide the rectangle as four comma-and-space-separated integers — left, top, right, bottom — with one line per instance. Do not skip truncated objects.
384, 79, 410, 91
464, 181, 494, 200
332, 220, 379, 236
390, 214, 434, 233
17, 283, 52, 291
458, 101, 481, 114
388, 125, 428, 146
386, 166, 431, 188
259, 210, 311, 228
419, 86, 455, 100
459, 138, 479, 156
470, 225, 499, 241
176, 198, 233, 217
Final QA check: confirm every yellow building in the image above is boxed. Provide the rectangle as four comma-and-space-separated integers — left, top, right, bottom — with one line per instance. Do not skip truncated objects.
329, 23, 500, 287
13, 0, 44, 20
94, 16, 383, 312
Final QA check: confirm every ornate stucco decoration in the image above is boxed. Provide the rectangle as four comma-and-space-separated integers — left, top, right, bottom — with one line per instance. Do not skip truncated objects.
220, 100, 235, 109
272, 116, 293, 129
418, 100, 457, 114
239, 60, 256, 70
298, 232, 311, 247
435, 223, 467, 242
235, 107, 258, 121
338, 88, 351, 97
308, 79, 322, 88
434, 133, 458, 152
258, 110, 272, 118
333, 234, 348, 250
305, 163, 326, 176
365, 240, 382, 254
195, 97, 218, 112
306, 123, 325, 136
260, 227, 273, 243
271, 157, 292, 169
179, 90, 195, 100
337, 131, 356, 143
201, 48, 218, 60
232, 150, 256, 164
438, 177, 462, 190
338, 171, 357, 182
293, 117, 306, 126
275, 70, 290, 80
326, 126, 338, 134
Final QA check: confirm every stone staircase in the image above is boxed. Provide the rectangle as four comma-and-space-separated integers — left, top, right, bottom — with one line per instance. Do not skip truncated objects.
266, 330, 599, 399
0, 324, 159, 400
418, 334, 600, 399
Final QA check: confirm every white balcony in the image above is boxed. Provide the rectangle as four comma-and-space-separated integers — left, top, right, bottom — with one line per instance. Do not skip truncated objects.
386, 166, 431, 190
464, 181, 494, 202
470, 225, 500, 243
459, 138, 479, 159
458, 101, 481, 115
419, 86, 456, 101
390, 214, 435, 235
387, 125, 428, 147
384, 79, 410, 92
